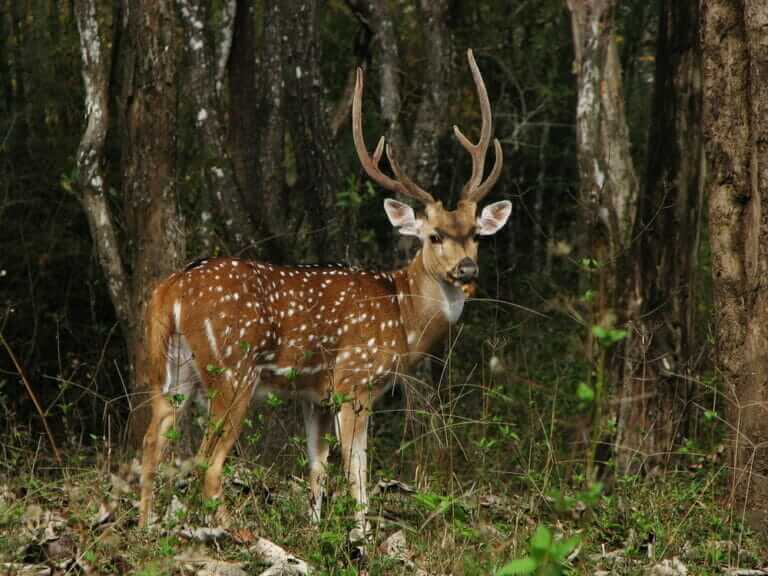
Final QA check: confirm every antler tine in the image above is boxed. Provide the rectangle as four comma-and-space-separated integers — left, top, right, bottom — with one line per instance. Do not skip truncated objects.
472, 138, 503, 200
455, 49, 504, 204
352, 68, 435, 205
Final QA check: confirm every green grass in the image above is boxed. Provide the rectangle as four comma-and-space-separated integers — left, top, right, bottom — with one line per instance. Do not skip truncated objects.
0, 286, 764, 574
0, 436, 763, 575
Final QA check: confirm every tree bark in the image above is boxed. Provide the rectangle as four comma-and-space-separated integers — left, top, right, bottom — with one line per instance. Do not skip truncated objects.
258, 0, 289, 260
177, 0, 258, 253
121, 0, 186, 442
284, 0, 346, 261
567, 0, 640, 480
228, 0, 261, 221
346, 0, 406, 155
408, 0, 451, 190
702, 0, 768, 528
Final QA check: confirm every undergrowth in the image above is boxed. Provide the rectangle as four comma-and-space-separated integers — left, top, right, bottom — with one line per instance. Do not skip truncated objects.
0, 286, 765, 574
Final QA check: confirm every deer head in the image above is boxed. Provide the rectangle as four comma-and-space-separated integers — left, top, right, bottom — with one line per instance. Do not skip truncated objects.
352, 49, 511, 289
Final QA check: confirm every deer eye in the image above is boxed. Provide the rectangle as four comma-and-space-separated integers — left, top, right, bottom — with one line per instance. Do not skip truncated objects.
429, 233, 443, 245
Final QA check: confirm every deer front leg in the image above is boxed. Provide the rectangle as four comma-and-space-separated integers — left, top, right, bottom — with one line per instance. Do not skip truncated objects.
302, 401, 333, 523
336, 396, 370, 543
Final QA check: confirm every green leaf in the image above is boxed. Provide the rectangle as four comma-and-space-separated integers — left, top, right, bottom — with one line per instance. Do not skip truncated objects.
414, 491, 442, 512
591, 325, 608, 341
206, 363, 225, 375
530, 525, 552, 558
607, 328, 628, 344
551, 535, 580, 560
592, 325, 628, 347
497, 557, 537, 575
576, 382, 594, 402
266, 392, 283, 408
579, 257, 600, 271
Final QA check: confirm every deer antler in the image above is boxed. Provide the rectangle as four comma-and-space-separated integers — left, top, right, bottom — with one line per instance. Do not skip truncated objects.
352, 68, 436, 206
454, 49, 503, 204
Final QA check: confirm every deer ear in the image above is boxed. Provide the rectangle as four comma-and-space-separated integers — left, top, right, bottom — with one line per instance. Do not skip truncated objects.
384, 199, 422, 237
476, 200, 512, 235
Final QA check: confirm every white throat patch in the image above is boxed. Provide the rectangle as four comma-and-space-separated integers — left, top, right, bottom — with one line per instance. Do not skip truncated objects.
439, 282, 466, 324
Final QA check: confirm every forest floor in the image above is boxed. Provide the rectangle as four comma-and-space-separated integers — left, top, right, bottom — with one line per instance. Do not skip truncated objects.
2, 303, 767, 574
0, 441, 766, 576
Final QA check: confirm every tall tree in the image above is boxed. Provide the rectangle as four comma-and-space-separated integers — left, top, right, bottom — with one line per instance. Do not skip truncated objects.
75, 0, 185, 442
566, 0, 640, 479
284, 0, 347, 260
121, 0, 186, 439
177, 0, 257, 253
702, 0, 768, 527
615, 0, 704, 473
257, 0, 290, 260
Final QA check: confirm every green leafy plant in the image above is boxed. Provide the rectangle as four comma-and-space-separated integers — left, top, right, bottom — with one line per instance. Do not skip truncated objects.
497, 525, 579, 575
206, 363, 226, 375
162, 426, 180, 442
414, 491, 476, 539
591, 325, 628, 348
156, 536, 178, 558
266, 392, 283, 409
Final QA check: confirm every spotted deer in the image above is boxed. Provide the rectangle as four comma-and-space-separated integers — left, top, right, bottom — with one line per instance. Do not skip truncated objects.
138, 49, 510, 537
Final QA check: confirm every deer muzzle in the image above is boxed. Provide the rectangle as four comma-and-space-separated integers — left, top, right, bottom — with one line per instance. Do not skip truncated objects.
452, 257, 478, 284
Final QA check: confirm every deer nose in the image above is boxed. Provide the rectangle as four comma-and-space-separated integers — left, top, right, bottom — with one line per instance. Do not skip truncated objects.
453, 258, 478, 283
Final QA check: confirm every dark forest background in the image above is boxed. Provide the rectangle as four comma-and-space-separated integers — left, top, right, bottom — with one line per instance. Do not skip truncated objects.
1, 0, 768, 573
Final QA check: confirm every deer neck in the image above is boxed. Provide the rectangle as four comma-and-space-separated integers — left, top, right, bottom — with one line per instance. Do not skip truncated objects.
394, 250, 465, 357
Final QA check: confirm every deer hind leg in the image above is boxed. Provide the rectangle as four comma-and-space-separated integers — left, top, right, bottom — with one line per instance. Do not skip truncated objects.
197, 371, 257, 526
336, 394, 370, 542
139, 334, 197, 528
302, 401, 333, 523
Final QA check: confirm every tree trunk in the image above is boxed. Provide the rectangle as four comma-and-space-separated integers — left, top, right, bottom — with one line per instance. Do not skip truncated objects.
346, 0, 406, 154
408, 0, 451, 190
228, 0, 262, 222
615, 0, 704, 474
177, 0, 257, 254
702, 0, 768, 529
284, 0, 347, 261
121, 0, 186, 443
567, 0, 640, 480
257, 0, 290, 261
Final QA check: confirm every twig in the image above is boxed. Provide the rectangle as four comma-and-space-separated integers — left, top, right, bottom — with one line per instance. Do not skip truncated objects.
0, 331, 62, 465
